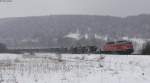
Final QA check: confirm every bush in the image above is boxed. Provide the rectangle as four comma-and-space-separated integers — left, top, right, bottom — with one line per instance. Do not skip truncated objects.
0, 43, 7, 52
142, 42, 150, 55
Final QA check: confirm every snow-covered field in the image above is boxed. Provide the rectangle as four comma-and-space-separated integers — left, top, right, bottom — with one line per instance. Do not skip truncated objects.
0, 53, 150, 83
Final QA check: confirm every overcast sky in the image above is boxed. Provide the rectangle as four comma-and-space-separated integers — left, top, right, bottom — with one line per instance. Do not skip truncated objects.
0, 0, 150, 18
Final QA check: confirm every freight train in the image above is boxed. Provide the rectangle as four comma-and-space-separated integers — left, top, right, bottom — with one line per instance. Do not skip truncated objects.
0, 40, 134, 54
68, 40, 134, 54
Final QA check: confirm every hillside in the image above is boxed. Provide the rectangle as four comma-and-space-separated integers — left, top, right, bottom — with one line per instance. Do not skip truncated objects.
0, 15, 150, 48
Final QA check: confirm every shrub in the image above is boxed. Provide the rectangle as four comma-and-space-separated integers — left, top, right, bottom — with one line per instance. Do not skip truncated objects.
142, 42, 150, 55
0, 43, 7, 52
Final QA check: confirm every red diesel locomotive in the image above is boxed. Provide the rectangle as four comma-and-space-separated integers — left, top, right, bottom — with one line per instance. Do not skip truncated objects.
102, 40, 134, 54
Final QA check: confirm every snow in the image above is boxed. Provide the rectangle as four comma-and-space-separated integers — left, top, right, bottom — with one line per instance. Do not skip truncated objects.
64, 32, 81, 40
0, 53, 22, 60
64, 29, 81, 40
94, 34, 108, 41
0, 53, 150, 83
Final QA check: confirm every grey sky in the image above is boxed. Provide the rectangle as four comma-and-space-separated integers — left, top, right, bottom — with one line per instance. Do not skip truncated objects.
0, 0, 150, 18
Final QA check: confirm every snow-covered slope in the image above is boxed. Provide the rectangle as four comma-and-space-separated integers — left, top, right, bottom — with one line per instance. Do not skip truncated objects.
0, 53, 150, 83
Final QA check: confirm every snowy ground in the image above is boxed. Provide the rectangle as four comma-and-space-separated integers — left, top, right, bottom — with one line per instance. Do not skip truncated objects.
0, 53, 150, 83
